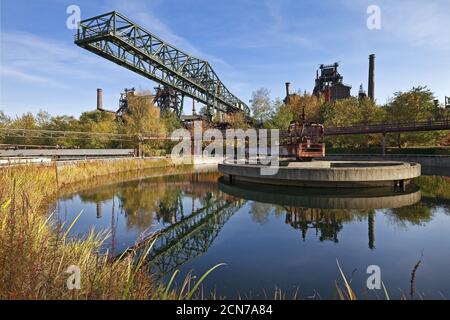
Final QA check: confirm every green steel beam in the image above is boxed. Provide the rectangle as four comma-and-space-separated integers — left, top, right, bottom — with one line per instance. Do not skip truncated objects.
75, 11, 250, 116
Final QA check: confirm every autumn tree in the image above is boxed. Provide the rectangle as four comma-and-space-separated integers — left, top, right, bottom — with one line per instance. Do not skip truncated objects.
123, 93, 166, 155
227, 112, 250, 129
285, 92, 324, 123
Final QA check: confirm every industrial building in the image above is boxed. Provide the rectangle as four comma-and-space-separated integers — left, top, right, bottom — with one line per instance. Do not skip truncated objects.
285, 54, 376, 104
312, 62, 352, 102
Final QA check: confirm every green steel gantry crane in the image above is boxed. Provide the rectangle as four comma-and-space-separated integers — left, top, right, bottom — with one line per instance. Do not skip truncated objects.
74, 11, 250, 119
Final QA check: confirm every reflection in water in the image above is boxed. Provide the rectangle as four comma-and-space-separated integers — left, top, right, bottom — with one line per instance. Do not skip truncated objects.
285, 208, 345, 244
57, 171, 226, 253
218, 178, 422, 209
55, 172, 450, 299
219, 178, 423, 249
148, 196, 244, 276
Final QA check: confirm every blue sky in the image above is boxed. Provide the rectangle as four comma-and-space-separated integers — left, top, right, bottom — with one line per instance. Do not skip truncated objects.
1, 0, 449, 117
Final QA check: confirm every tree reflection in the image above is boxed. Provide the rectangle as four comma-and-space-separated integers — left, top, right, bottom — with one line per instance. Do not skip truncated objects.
385, 203, 434, 228
414, 176, 450, 201
72, 172, 223, 234
118, 185, 166, 231
250, 203, 273, 224
155, 189, 184, 224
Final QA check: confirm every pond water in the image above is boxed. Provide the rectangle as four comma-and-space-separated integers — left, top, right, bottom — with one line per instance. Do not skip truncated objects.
55, 169, 450, 299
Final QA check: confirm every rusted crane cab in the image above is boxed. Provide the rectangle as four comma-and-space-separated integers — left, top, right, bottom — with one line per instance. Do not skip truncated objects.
287, 121, 325, 161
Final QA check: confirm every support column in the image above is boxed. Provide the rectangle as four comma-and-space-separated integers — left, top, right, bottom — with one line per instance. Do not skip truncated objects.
368, 211, 375, 250
96, 202, 102, 219
381, 133, 386, 156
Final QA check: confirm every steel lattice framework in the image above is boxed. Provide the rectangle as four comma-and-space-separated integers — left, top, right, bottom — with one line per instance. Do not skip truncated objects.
149, 199, 243, 275
121, 194, 244, 276
75, 11, 250, 117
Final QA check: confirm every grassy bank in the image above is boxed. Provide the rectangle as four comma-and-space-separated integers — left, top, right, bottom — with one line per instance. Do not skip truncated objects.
0, 158, 207, 300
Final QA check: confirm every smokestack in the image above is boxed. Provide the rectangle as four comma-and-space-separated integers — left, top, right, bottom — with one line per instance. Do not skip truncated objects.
192, 99, 196, 115
368, 54, 375, 101
285, 82, 291, 98
97, 88, 103, 110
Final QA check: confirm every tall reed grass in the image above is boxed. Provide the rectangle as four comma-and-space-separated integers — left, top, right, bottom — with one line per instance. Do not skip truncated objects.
0, 159, 215, 300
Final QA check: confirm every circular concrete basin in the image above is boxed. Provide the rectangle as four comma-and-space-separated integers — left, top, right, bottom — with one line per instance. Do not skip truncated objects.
218, 160, 421, 188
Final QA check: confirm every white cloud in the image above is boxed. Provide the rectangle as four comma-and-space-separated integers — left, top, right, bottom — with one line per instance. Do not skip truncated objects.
382, 0, 450, 49
0, 65, 68, 88
344, 0, 450, 50
210, 0, 313, 50
0, 30, 119, 87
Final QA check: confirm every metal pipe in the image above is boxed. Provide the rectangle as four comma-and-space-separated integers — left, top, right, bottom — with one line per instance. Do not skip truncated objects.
368, 54, 375, 101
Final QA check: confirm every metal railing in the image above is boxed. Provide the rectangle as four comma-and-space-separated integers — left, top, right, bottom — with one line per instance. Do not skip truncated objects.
325, 118, 450, 135
0, 128, 168, 142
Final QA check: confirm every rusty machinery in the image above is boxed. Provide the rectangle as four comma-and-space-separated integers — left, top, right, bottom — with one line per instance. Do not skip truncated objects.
284, 109, 325, 161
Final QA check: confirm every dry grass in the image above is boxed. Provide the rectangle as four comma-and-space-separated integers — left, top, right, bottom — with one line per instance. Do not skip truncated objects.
0, 158, 216, 300
56, 158, 175, 187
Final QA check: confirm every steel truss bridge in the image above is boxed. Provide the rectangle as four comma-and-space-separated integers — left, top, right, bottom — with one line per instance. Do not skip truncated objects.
129, 197, 244, 276
75, 11, 250, 118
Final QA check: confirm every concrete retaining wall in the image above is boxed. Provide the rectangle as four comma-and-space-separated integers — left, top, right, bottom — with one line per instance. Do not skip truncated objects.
323, 154, 450, 168
219, 161, 421, 187
0, 149, 135, 158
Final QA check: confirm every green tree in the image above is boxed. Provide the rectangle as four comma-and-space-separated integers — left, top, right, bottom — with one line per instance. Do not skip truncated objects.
264, 99, 293, 129
7, 113, 37, 145
0, 111, 11, 128
36, 110, 52, 129
161, 110, 182, 134
78, 111, 118, 148
251, 88, 273, 124
384, 86, 445, 147
322, 98, 367, 148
